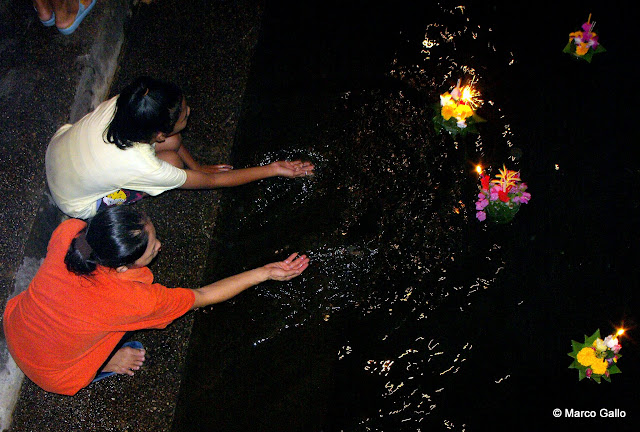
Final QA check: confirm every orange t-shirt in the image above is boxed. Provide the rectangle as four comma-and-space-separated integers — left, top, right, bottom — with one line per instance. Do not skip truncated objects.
3, 219, 195, 395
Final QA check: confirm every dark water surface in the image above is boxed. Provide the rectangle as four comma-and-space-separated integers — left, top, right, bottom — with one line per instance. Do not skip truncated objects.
173, 1, 638, 430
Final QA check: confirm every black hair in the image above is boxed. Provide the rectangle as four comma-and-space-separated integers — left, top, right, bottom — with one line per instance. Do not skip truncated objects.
105, 76, 183, 149
65, 206, 151, 275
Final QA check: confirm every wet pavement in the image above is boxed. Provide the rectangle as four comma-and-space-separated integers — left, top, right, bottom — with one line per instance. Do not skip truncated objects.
0, 0, 262, 430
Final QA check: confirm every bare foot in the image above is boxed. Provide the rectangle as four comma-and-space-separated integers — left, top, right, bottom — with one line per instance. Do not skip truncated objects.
100, 345, 146, 376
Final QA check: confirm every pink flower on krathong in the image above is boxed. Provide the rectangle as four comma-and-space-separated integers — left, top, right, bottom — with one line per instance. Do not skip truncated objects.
580, 22, 599, 48
518, 192, 531, 204
476, 199, 489, 210
612, 344, 621, 354
476, 211, 486, 221
489, 185, 501, 201
604, 335, 618, 348
585, 368, 592, 378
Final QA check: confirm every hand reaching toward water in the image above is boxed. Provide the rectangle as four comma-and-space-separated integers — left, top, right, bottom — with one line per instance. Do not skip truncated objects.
191, 253, 309, 308
269, 160, 315, 178
263, 253, 310, 281
181, 160, 314, 189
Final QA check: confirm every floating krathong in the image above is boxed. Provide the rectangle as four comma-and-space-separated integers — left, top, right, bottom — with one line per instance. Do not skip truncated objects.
568, 329, 623, 383
433, 80, 485, 137
563, 14, 606, 62
475, 165, 530, 224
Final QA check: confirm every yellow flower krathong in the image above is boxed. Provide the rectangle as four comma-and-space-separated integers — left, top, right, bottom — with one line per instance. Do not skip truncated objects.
563, 14, 605, 62
432, 81, 485, 136
568, 329, 622, 383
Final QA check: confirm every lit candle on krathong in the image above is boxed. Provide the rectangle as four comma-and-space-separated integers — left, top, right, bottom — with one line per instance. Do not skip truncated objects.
563, 12, 604, 62
449, 79, 482, 111
475, 164, 483, 175
616, 328, 624, 337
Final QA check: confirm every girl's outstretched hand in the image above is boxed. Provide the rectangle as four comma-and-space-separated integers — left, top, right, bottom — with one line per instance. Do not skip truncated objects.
270, 160, 315, 178
263, 253, 310, 281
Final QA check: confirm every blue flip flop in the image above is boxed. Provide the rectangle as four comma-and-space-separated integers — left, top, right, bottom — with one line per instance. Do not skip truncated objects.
92, 341, 144, 383
58, 0, 97, 35
40, 12, 56, 27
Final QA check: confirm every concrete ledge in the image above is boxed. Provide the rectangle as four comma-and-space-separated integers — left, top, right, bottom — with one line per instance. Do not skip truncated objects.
0, 1, 132, 429
0, 257, 41, 430
69, 0, 131, 123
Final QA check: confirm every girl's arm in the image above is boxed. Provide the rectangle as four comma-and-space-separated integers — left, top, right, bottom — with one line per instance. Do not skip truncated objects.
175, 144, 234, 173
176, 144, 203, 171
190, 253, 309, 309
180, 160, 314, 189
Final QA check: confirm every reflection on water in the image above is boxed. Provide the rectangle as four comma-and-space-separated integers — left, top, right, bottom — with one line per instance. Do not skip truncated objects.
221, 1, 512, 331
192, 3, 509, 429
174, 2, 637, 431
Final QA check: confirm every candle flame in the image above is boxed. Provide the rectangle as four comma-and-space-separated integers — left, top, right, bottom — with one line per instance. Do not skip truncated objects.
475, 165, 482, 174
461, 86, 473, 102
616, 328, 625, 337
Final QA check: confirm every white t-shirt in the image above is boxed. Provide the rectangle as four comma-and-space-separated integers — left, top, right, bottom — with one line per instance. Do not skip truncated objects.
46, 96, 187, 219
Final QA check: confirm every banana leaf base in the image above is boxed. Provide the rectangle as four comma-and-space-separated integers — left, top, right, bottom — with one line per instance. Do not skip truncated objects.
486, 201, 520, 224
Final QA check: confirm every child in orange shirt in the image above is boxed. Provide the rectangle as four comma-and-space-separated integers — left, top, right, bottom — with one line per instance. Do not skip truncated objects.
3, 206, 308, 395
